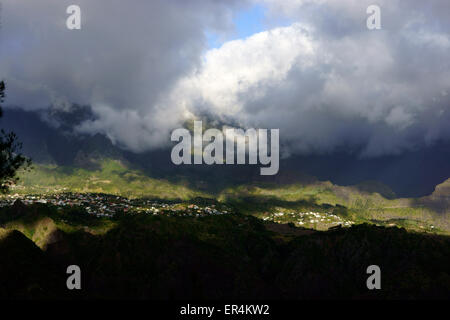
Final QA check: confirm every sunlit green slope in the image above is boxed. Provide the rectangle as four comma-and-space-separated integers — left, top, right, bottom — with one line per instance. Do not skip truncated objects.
14, 159, 208, 200
11, 158, 450, 234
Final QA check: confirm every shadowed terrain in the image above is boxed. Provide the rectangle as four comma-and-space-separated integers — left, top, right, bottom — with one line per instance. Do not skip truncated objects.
0, 202, 449, 300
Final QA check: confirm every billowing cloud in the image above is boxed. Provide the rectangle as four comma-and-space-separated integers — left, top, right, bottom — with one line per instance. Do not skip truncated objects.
0, 0, 248, 151
172, 0, 450, 157
1, 0, 450, 157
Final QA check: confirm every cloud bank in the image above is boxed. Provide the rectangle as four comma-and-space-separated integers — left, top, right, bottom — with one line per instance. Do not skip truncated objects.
0, 0, 247, 150
1, 0, 450, 157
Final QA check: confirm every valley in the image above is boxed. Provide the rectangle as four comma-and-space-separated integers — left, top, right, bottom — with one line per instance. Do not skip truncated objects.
7, 158, 449, 235
0, 195, 449, 299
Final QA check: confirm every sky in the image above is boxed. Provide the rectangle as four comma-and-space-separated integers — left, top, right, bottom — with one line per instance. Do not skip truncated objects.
207, 4, 292, 48
206, 4, 267, 48
1, 0, 450, 158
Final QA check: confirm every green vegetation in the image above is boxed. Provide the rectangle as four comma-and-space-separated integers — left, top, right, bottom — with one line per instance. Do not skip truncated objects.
0, 81, 31, 193
220, 182, 449, 234
14, 159, 208, 200
0, 203, 115, 248
0, 202, 449, 299
11, 158, 450, 234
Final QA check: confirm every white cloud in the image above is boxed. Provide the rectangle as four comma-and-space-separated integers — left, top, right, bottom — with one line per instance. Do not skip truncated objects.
166, 0, 450, 157
0, 0, 249, 151
2, 0, 450, 157
174, 23, 316, 117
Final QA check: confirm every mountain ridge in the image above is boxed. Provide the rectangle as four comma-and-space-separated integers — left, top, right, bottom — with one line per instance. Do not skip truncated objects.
2, 107, 450, 198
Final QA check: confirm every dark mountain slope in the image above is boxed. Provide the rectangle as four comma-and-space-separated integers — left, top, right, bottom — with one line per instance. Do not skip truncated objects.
2, 107, 450, 197
0, 229, 66, 299
0, 205, 449, 299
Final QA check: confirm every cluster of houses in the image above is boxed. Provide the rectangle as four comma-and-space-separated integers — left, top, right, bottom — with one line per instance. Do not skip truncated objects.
263, 211, 355, 228
0, 193, 232, 218
130, 202, 231, 217
0, 193, 353, 229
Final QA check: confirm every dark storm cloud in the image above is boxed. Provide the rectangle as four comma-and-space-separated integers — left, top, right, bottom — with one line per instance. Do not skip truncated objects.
173, 0, 450, 157
1, 0, 449, 157
0, 0, 248, 150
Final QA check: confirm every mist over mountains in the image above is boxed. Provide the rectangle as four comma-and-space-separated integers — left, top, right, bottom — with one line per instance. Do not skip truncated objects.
1, 1, 449, 198
2, 106, 449, 198
2, 1, 450, 157
1, 0, 450, 304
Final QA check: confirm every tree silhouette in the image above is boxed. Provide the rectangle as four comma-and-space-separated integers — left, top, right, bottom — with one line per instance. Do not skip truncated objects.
0, 81, 31, 193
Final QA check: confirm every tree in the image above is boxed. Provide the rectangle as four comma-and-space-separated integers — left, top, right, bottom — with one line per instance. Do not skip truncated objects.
0, 81, 31, 193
